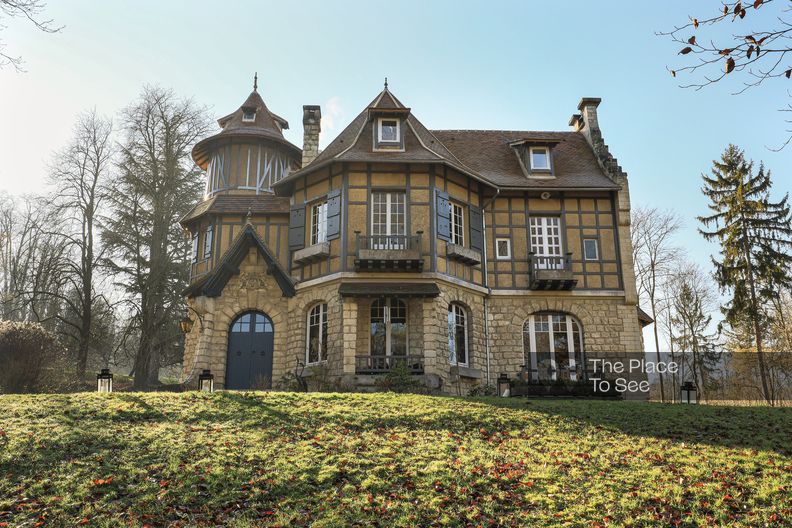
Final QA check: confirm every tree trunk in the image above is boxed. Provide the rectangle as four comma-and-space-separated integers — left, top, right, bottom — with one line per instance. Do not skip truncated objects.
650, 296, 665, 403
743, 239, 772, 405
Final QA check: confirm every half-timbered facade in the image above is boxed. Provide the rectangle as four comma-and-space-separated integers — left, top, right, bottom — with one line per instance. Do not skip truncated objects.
180, 80, 649, 393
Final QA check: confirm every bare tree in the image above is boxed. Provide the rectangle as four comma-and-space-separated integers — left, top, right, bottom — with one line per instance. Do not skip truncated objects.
102, 85, 209, 390
668, 263, 720, 402
47, 109, 114, 377
0, 193, 70, 327
659, 1, 792, 148
631, 206, 683, 402
0, 0, 61, 71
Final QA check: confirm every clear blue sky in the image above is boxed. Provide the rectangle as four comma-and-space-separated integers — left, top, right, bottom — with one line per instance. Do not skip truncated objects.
1, 0, 790, 338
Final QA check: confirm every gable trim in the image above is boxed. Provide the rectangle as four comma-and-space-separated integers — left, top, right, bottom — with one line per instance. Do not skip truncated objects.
183, 224, 295, 299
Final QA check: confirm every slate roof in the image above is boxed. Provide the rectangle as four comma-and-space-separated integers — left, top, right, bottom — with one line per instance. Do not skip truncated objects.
181, 194, 290, 225
192, 88, 301, 170
273, 88, 490, 195
272, 86, 620, 194
431, 130, 620, 191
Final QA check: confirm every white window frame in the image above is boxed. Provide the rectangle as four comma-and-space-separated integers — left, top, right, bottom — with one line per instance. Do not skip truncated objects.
583, 238, 599, 261
203, 225, 213, 259
377, 117, 400, 143
524, 313, 584, 382
447, 303, 469, 367
242, 110, 256, 122
371, 191, 406, 249
191, 232, 199, 263
450, 202, 465, 246
306, 303, 328, 365
495, 237, 511, 259
311, 201, 328, 245
529, 216, 563, 270
529, 146, 550, 170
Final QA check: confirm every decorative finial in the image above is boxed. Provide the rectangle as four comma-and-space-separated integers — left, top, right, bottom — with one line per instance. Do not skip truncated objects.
246, 207, 252, 224
384, 77, 388, 90
253, 72, 258, 92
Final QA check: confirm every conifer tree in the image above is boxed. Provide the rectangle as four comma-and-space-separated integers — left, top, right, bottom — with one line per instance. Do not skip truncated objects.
698, 145, 792, 405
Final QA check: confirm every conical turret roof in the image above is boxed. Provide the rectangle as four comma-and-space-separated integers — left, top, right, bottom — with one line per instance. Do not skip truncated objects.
191, 78, 301, 170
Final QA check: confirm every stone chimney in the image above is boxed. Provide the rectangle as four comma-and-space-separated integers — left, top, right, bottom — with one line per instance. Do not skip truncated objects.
570, 97, 624, 181
302, 105, 321, 167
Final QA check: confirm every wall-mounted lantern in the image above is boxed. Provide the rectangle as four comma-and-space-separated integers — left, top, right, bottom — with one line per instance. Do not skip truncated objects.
179, 315, 194, 334
199, 369, 214, 393
680, 381, 697, 404
97, 368, 113, 393
497, 373, 510, 397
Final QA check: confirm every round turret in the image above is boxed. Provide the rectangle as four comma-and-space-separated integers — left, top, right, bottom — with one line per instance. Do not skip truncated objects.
191, 76, 301, 196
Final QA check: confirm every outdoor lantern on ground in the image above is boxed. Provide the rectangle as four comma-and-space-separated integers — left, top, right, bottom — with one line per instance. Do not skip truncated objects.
680, 381, 697, 404
199, 369, 214, 392
179, 315, 194, 334
97, 368, 113, 393
497, 373, 510, 397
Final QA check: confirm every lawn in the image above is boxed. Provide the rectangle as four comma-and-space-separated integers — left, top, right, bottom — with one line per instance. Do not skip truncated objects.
0, 392, 789, 527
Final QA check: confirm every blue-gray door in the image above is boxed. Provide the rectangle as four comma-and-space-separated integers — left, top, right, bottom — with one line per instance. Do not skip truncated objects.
226, 311, 274, 390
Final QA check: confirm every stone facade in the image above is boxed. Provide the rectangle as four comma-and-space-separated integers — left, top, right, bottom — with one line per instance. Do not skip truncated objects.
180, 85, 649, 397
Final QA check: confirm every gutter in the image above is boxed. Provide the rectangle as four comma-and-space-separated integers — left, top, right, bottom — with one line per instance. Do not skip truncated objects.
480, 188, 500, 389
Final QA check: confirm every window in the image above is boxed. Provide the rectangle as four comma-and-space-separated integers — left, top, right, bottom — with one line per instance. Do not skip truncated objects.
191, 232, 199, 263
529, 216, 563, 269
529, 147, 550, 170
378, 118, 400, 143
306, 303, 328, 364
447, 303, 469, 366
496, 238, 511, 259
371, 192, 406, 249
311, 201, 328, 245
242, 110, 256, 122
370, 298, 407, 357
583, 239, 599, 260
523, 313, 584, 382
450, 202, 465, 245
203, 226, 213, 259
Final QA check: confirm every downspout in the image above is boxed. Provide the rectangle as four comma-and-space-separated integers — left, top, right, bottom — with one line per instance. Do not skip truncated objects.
480, 188, 500, 388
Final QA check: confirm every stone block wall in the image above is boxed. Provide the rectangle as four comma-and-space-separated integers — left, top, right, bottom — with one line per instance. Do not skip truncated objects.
181, 250, 644, 395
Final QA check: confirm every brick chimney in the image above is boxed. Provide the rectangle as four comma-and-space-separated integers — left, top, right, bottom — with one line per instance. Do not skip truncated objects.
302, 105, 321, 167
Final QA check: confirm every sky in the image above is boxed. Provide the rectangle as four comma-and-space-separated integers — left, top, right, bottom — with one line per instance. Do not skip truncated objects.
1, 0, 790, 348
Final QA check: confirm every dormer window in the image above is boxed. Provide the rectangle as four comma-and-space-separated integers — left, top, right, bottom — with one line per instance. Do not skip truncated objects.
242, 109, 256, 122
378, 118, 400, 143
530, 147, 550, 170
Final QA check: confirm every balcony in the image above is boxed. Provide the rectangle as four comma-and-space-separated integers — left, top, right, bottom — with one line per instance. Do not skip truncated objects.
528, 252, 577, 290
354, 232, 423, 272
355, 355, 425, 375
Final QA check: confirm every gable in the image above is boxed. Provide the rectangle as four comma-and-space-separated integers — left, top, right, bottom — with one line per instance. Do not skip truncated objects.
183, 224, 295, 298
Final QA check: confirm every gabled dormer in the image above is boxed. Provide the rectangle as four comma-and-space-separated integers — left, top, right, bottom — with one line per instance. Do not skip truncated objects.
369, 83, 410, 152
510, 138, 560, 179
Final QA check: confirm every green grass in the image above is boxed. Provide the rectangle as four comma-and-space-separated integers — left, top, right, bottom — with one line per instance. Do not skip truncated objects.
0, 392, 790, 527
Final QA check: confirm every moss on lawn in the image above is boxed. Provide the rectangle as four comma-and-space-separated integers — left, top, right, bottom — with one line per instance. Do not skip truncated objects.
0, 392, 789, 527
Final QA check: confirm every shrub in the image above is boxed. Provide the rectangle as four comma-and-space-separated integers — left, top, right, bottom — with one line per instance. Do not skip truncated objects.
0, 321, 65, 394
374, 362, 424, 394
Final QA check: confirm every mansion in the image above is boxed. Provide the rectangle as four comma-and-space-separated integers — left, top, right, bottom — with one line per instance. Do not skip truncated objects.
179, 78, 649, 393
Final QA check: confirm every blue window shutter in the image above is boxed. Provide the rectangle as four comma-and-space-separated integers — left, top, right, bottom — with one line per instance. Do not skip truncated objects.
469, 206, 483, 253
289, 205, 306, 250
436, 190, 451, 242
326, 189, 341, 241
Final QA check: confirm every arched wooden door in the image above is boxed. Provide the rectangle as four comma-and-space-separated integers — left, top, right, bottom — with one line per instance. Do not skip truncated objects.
226, 311, 274, 389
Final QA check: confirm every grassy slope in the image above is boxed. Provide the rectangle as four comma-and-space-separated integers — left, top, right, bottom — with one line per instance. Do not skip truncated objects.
0, 393, 790, 527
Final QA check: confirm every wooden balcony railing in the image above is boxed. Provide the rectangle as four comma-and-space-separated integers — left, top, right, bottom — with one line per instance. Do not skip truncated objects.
355, 355, 425, 374
354, 232, 423, 271
528, 252, 577, 290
